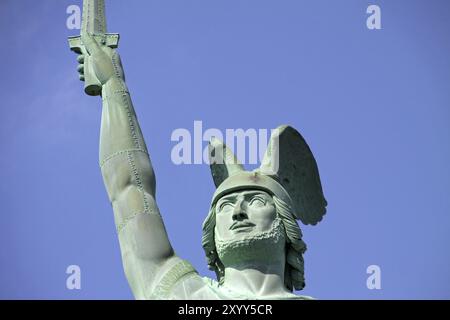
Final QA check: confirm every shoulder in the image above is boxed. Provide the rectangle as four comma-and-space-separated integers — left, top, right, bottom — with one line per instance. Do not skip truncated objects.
148, 257, 221, 300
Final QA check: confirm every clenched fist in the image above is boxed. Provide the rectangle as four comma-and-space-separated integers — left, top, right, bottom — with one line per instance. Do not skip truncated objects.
76, 33, 125, 95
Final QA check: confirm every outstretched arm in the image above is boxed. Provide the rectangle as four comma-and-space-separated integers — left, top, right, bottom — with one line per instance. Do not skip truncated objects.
76, 35, 194, 299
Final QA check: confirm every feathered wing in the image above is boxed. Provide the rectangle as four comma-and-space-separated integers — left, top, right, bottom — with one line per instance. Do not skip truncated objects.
259, 125, 327, 225
208, 137, 245, 187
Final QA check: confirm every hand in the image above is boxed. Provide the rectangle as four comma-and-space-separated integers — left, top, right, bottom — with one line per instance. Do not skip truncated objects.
76, 33, 124, 85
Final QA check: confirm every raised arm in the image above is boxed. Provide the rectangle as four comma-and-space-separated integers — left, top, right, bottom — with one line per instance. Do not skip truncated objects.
75, 34, 195, 299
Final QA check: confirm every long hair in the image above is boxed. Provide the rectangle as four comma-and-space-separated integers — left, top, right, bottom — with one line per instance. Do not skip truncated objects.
201, 195, 307, 291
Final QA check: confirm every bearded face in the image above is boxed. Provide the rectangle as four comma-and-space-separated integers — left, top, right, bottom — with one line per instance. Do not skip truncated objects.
213, 190, 286, 266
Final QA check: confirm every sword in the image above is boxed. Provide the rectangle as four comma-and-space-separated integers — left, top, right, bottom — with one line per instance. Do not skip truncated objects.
68, 0, 120, 96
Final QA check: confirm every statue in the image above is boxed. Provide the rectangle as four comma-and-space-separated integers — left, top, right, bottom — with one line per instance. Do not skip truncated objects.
69, 0, 327, 300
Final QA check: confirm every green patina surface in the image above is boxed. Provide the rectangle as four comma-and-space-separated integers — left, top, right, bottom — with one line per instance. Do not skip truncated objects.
69, 0, 327, 300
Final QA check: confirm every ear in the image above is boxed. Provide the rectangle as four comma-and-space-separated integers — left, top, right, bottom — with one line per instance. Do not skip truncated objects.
208, 137, 245, 187
260, 125, 327, 225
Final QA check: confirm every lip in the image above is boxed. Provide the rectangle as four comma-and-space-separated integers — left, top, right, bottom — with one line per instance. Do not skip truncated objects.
229, 222, 256, 231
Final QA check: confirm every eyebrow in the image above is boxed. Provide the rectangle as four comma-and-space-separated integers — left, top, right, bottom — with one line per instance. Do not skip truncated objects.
218, 190, 268, 202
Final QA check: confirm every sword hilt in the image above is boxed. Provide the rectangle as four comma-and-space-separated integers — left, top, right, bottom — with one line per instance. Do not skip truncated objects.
68, 33, 120, 96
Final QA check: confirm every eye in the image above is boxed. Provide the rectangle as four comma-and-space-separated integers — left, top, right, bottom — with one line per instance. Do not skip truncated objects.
218, 202, 234, 212
249, 196, 266, 207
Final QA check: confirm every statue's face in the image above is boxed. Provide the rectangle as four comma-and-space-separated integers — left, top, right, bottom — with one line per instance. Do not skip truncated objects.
214, 190, 276, 242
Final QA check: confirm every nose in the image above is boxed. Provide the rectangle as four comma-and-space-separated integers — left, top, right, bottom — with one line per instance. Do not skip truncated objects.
232, 198, 248, 221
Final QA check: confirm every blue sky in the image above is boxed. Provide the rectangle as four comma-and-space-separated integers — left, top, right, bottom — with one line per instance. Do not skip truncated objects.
0, 0, 449, 299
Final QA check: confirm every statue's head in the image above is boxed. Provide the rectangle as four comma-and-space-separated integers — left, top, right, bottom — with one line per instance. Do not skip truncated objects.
202, 125, 327, 291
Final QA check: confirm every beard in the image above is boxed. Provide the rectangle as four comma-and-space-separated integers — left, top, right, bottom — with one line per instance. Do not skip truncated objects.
215, 218, 286, 267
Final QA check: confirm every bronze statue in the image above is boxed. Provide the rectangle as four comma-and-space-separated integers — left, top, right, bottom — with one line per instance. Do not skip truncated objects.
69, 0, 327, 300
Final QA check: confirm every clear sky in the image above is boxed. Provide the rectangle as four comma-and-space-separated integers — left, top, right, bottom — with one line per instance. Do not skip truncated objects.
0, 0, 449, 299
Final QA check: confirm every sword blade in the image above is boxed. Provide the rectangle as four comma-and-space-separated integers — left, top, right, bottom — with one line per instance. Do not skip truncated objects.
82, 0, 107, 35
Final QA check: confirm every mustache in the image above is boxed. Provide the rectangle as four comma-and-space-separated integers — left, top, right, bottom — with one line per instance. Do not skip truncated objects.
229, 221, 256, 230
